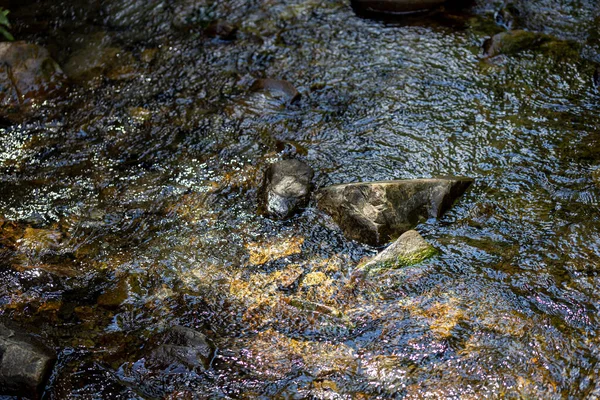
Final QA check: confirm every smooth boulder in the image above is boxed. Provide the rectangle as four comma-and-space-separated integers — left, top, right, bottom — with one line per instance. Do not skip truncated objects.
148, 326, 214, 372
352, 230, 438, 279
260, 159, 314, 220
0, 324, 56, 398
250, 78, 301, 104
0, 41, 66, 116
316, 178, 472, 246
351, 0, 446, 15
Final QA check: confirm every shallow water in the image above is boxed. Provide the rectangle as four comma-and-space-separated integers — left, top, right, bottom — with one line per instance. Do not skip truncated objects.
1, 0, 600, 398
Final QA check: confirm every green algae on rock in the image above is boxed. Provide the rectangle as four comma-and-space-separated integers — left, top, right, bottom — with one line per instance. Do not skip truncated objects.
483, 30, 551, 57
483, 29, 579, 58
353, 230, 438, 279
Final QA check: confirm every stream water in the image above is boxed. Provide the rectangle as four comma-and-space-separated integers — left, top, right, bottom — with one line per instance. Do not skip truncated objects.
1, 0, 600, 398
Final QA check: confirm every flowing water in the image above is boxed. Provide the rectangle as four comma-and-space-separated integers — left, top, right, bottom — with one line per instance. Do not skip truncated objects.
1, 0, 600, 398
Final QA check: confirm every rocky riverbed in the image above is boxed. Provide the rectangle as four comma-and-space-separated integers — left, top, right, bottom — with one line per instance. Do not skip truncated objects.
1, 0, 600, 398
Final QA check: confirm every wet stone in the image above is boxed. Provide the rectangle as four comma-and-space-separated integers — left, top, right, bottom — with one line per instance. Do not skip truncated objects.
63, 36, 132, 85
0, 323, 56, 398
260, 159, 314, 220
316, 178, 473, 246
272, 264, 304, 291
483, 30, 551, 57
97, 278, 130, 309
148, 326, 214, 372
352, 230, 438, 279
250, 78, 301, 104
351, 0, 446, 15
205, 20, 237, 40
301, 271, 328, 287
17, 228, 62, 254
0, 41, 66, 117
246, 236, 304, 265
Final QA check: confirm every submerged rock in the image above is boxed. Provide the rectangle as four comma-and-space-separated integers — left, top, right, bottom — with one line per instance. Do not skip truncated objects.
483, 30, 550, 57
316, 178, 472, 246
250, 78, 301, 103
62, 33, 131, 85
351, 0, 446, 15
284, 297, 345, 319
260, 159, 314, 220
148, 326, 214, 372
205, 20, 237, 40
245, 236, 304, 265
0, 323, 56, 398
0, 41, 66, 117
352, 230, 438, 279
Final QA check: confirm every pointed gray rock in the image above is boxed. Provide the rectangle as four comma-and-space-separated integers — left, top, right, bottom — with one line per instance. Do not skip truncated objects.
316, 178, 473, 246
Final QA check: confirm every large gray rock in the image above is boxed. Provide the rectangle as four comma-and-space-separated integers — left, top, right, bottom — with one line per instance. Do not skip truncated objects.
352, 230, 438, 280
148, 326, 214, 372
0, 324, 56, 398
260, 159, 314, 220
316, 178, 473, 246
351, 0, 446, 15
0, 41, 66, 117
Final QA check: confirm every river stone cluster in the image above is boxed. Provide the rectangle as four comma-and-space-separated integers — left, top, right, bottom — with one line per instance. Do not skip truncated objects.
260, 160, 473, 273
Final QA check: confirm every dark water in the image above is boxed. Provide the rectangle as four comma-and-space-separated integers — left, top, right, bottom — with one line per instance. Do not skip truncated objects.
1, 0, 600, 398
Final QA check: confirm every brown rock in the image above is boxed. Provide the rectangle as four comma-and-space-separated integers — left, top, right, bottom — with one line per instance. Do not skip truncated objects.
0, 41, 66, 116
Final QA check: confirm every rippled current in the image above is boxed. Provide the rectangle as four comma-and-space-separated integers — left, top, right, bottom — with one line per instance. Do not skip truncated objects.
1, 0, 600, 398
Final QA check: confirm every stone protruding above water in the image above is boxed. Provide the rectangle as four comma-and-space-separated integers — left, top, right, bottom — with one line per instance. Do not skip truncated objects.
260, 159, 314, 220
251, 78, 301, 103
351, 0, 446, 15
148, 326, 214, 372
316, 178, 473, 246
352, 230, 438, 279
0, 41, 66, 117
0, 323, 56, 398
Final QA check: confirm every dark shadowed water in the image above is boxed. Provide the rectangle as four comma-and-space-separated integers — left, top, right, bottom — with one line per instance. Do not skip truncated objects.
1, 0, 600, 398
